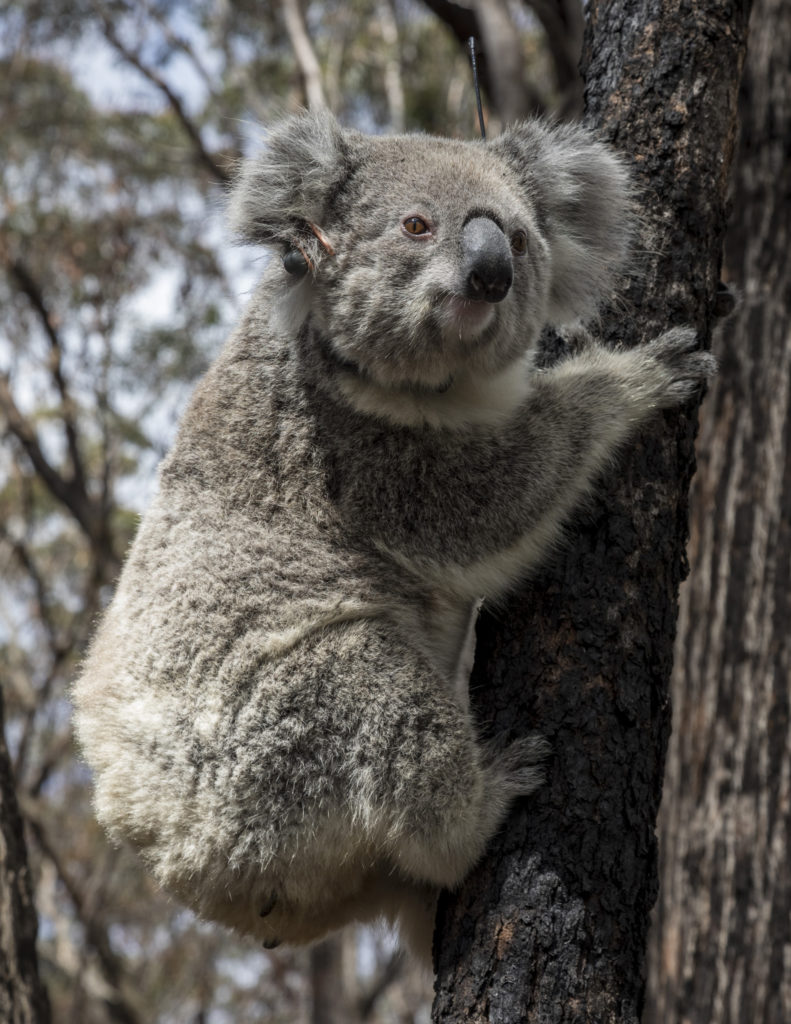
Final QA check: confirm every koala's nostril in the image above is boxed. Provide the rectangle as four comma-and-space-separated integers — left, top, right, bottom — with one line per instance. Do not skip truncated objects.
467, 269, 511, 303
468, 271, 485, 296
462, 217, 513, 304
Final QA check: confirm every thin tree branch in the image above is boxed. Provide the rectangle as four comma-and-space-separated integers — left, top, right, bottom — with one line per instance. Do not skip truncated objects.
525, 0, 584, 115
0, 522, 68, 780
101, 20, 231, 185
1, 325, 120, 581
472, 0, 534, 122
419, 0, 489, 98
9, 258, 89, 500
25, 731, 73, 800
420, 0, 477, 42
0, 696, 52, 1024
377, 0, 406, 132
0, 375, 96, 541
0, 524, 58, 646
357, 950, 405, 1020
139, 0, 215, 90
25, 808, 142, 1024
421, 0, 543, 120
280, 0, 327, 110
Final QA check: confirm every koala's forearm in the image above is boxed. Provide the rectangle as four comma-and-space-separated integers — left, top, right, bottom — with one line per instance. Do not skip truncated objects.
335, 335, 707, 594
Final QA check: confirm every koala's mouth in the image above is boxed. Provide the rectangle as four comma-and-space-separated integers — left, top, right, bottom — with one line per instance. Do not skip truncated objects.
438, 295, 496, 341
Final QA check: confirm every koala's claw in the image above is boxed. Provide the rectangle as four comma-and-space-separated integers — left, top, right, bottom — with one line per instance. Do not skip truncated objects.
652, 327, 716, 370
259, 892, 277, 917
262, 937, 281, 949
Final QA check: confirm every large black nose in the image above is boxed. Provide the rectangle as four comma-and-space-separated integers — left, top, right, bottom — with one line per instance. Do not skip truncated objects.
461, 217, 513, 303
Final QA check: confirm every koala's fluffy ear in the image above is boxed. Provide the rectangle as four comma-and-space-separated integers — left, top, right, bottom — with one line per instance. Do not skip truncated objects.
228, 109, 350, 248
492, 121, 634, 324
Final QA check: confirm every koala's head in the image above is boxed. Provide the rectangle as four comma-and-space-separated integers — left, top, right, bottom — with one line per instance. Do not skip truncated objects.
230, 110, 632, 389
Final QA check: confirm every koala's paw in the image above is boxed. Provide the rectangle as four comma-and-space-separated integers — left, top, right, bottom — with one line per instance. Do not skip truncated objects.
558, 323, 598, 358
490, 733, 551, 799
649, 327, 717, 407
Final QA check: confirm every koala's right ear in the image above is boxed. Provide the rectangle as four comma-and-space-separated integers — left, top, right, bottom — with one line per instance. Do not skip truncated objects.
228, 109, 350, 248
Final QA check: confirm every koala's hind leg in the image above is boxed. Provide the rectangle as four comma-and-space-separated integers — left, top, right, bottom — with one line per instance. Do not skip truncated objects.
353, 627, 546, 891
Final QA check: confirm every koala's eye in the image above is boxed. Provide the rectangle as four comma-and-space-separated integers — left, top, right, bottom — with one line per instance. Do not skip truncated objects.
402, 216, 431, 237
511, 230, 528, 256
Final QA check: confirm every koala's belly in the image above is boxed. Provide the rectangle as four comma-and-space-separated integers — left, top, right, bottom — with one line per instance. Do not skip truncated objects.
81, 608, 460, 854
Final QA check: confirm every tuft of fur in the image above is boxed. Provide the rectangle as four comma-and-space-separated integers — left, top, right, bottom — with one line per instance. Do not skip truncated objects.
73, 110, 715, 965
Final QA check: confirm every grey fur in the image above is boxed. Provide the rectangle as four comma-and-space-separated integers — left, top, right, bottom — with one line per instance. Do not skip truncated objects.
73, 110, 715, 963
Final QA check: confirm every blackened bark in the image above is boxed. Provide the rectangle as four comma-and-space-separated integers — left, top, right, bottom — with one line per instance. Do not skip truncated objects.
432, 2, 751, 1021
0, 695, 51, 1024
647, 0, 791, 1020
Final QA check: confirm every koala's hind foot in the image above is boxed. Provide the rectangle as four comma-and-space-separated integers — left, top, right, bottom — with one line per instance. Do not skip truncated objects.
388, 728, 548, 892
487, 733, 551, 799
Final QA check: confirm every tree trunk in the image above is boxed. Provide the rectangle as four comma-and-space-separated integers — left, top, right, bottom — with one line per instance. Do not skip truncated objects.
646, 0, 791, 1020
310, 936, 354, 1024
0, 694, 51, 1024
432, 2, 751, 1020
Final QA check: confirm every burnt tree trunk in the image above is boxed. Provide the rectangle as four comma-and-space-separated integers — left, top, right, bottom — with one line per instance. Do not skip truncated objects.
432, 2, 751, 1021
646, 0, 791, 1020
0, 694, 51, 1024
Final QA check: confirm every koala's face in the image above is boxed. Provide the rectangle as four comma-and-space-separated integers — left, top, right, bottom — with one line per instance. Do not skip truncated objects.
310, 135, 552, 389
230, 112, 632, 390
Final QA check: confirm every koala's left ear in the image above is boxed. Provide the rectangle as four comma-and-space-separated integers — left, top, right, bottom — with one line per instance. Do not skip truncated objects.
228, 109, 352, 250
492, 121, 634, 324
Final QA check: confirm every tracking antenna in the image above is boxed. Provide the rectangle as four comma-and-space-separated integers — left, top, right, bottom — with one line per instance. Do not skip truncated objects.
468, 37, 486, 140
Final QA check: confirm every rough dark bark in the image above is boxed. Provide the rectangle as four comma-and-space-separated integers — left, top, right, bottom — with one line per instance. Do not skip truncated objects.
0, 695, 51, 1024
646, 0, 791, 1020
432, 2, 751, 1021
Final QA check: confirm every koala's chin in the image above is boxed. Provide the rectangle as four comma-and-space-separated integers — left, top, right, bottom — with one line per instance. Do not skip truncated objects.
438, 295, 496, 344
325, 298, 503, 393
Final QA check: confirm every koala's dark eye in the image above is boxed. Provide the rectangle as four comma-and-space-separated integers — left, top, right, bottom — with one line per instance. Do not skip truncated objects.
402, 216, 431, 237
511, 230, 528, 256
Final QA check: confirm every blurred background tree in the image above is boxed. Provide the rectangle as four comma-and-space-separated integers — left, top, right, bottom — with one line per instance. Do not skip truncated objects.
0, 2, 577, 1021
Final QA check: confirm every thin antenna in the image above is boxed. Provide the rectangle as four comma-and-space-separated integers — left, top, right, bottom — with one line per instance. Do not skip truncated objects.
467, 37, 486, 140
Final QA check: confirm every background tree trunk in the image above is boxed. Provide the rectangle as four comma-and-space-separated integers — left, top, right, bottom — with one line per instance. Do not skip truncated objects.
0, 694, 51, 1024
646, 0, 791, 1020
310, 937, 353, 1024
433, 2, 751, 1020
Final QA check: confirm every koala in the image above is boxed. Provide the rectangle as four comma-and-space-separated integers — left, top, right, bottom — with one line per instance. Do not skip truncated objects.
73, 109, 715, 964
